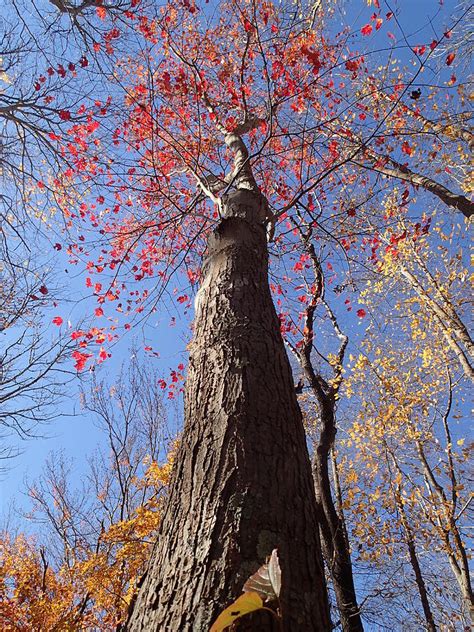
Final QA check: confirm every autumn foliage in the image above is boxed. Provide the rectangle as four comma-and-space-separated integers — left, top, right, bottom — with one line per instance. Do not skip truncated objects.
0, 457, 170, 630
1, 0, 472, 628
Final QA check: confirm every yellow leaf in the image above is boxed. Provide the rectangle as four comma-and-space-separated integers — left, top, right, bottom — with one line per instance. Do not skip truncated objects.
210, 592, 264, 632
457, 438, 465, 446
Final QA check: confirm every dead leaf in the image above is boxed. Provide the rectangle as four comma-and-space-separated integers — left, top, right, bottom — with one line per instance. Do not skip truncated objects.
243, 549, 281, 601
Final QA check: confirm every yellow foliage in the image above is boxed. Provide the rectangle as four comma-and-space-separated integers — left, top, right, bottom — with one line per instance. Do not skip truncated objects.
338, 212, 472, 578
0, 451, 174, 630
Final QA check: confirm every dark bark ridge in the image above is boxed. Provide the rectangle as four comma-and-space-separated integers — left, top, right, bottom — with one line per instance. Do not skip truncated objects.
123, 189, 331, 631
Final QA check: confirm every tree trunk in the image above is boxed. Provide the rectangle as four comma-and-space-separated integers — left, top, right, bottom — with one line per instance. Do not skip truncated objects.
391, 467, 437, 632
123, 189, 330, 631
311, 398, 364, 632
415, 441, 474, 621
287, 226, 362, 632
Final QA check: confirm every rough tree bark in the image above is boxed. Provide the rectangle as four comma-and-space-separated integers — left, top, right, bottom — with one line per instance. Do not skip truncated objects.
123, 188, 331, 631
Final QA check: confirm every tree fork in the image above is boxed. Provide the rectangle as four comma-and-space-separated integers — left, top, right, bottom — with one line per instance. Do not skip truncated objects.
122, 189, 331, 631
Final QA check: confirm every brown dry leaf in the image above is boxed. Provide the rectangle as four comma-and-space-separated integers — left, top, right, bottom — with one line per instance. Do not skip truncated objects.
243, 549, 281, 601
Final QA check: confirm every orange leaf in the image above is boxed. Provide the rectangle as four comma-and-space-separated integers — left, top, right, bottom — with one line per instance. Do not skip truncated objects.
446, 52, 456, 66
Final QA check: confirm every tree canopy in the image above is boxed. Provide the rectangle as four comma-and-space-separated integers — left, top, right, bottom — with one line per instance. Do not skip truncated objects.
0, 0, 472, 629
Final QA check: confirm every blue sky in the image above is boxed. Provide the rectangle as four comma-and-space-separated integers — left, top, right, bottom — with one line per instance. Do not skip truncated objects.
1, 0, 467, 547
1, 3, 471, 631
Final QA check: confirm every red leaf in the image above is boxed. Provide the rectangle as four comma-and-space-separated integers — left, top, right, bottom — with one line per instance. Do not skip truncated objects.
357, 309, 366, 318
243, 18, 253, 32
59, 110, 71, 121
345, 59, 360, 72
95, 307, 104, 317
401, 141, 413, 156
361, 24, 373, 36
39, 285, 48, 295
52, 316, 63, 326
446, 52, 456, 66
72, 350, 92, 372
54, 243, 62, 250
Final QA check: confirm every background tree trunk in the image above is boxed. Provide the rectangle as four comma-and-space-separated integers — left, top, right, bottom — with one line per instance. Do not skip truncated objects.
123, 189, 330, 631
311, 398, 363, 632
